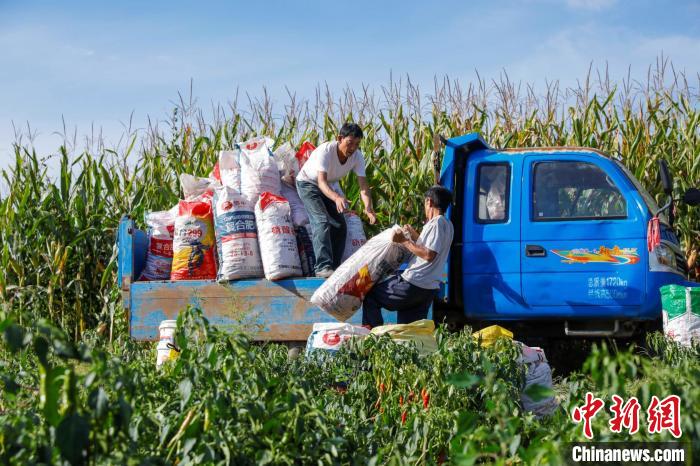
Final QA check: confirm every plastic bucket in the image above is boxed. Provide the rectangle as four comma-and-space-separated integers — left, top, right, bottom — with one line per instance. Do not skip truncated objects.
156, 320, 179, 367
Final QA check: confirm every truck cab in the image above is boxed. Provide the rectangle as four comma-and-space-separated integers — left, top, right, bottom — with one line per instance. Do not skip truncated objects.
437, 133, 693, 337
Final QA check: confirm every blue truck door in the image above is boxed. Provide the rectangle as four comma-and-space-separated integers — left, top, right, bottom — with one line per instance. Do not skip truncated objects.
462, 156, 524, 318
520, 154, 647, 314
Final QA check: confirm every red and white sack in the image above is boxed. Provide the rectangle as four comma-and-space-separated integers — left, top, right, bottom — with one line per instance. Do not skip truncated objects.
305, 323, 370, 354
296, 225, 316, 277
255, 192, 302, 280
239, 137, 281, 203
171, 199, 218, 280
518, 343, 558, 418
218, 149, 242, 191
213, 187, 264, 280
179, 173, 219, 201
295, 141, 316, 171
140, 206, 178, 280
281, 181, 309, 226
341, 212, 367, 262
310, 226, 409, 321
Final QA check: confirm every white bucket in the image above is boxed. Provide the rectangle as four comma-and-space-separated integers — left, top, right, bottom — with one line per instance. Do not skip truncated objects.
156, 320, 178, 367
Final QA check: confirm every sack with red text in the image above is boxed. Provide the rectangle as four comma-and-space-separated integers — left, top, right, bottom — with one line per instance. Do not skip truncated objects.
255, 192, 302, 280
305, 323, 370, 355
341, 211, 367, 262
310, 226, 409, 321
213, 186, 264, 280
239, 137, 281, 203
171, 199, 217, 280
140, 206, 179, 280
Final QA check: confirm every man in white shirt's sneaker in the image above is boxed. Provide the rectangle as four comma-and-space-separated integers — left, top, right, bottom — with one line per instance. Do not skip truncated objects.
296, 123, 377, 278
362, 186, 454, 327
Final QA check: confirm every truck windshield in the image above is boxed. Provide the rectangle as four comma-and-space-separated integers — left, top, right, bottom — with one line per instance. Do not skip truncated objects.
614, 160, 665, 220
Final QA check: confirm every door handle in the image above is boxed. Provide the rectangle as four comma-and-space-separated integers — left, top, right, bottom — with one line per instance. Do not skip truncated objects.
525, 245, 546, 257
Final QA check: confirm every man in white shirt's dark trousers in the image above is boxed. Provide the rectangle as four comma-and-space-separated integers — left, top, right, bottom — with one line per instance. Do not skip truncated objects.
296, 123, 377, 278
362, 186, 454, 327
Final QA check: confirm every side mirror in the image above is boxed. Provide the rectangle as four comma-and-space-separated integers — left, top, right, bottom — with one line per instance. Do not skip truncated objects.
683, 188, 700, 206
658, 159, 673, 195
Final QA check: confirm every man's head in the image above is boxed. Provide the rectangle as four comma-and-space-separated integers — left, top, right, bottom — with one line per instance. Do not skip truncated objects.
336, 123, 363, 157
424, 185, 453, 216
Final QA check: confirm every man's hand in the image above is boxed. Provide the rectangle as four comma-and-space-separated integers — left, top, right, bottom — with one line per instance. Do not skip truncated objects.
403, 224, 419, 241
391, 229, 408, 243
335, 196, 349, 213
365, 208, 377, 225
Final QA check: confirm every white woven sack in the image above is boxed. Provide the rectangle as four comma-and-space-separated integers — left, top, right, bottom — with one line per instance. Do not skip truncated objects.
213, 187, 264, 280
255, 192, 302, 280
341, 212, 367, 262
310, 226, 410, 321
239, 137, 281, 203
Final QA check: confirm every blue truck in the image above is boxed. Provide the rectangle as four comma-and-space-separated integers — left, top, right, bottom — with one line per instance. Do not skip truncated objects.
118, 132, 698, 341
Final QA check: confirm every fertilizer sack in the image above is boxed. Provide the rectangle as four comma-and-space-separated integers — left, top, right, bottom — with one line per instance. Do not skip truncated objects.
305, 322, 370, 355
295, 141, 316, 171
239, 137, 281, 203
518, 343, 558, 418
255, 192, 303, 280
281, 181, 309, 226
171, 199, 217, 280
179, 173, 219, 201
661, 284, 700, 347
213, 187, 264, 281
218, 149, 242, 191
341, 211, 367, 262
370, 319, 437, 354
310, 226, 411, 321
295, 224, 316, 277
140, 206, 178, 280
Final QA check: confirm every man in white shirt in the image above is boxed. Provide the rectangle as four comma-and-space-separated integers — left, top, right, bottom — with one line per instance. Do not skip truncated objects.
296, 123, 377, 278
362, 186, 454, 327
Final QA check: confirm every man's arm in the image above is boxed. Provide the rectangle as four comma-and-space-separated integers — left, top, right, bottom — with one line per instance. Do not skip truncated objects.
318, 171, 348, 213
357, 176, 376, 224
392, 230, 437, 261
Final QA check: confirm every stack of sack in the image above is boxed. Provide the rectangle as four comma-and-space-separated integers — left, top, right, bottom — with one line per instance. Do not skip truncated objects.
138, 137, 368, 282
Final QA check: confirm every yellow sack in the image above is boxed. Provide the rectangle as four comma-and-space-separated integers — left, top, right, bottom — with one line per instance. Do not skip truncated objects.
472, 325, 513, 347
370, 319, 437, 354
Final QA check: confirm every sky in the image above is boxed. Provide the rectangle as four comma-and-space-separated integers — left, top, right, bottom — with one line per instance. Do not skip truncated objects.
1, 0, 699, 169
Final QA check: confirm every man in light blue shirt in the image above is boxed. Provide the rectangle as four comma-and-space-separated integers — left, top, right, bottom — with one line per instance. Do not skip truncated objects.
362, 186, 454, 327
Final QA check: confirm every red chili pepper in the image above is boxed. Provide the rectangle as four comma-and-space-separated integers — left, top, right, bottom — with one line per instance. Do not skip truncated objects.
401, 410, 407, 425
421, 388, 430, 409
399, 395, 404, 406
379, 383, 386, 393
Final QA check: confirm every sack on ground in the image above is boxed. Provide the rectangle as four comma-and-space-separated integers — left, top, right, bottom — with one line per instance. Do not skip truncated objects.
370, 319, 437, 354
296, 225, 316, 277
518, 343, 557, 418
305, 323, 370, 355
213, 187, 264, 280
140, 206, 178, 280
239, 137, 281, 203
342, 211, 367, 262
281, 181, 309, 226
218, 149, 242, 191
310, 226, 410, 321
473, 325, 514, 347
661, 284, 700, 347
255, 192, 303, 280
171, 199, 217, 280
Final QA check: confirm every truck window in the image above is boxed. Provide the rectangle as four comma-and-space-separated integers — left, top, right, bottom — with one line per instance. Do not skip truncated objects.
532, 161, 626, 221
477, 163, 510, 223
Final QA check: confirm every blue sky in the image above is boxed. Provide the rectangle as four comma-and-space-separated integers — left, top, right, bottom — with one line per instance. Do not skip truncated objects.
1, 0, 699, 168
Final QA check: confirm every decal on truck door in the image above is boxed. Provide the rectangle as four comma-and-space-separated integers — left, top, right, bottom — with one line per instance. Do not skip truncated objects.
551, 245, 640, 265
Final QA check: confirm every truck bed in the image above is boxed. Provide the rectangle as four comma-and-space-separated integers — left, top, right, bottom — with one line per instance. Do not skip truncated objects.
118, 216, 403, 341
